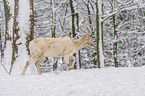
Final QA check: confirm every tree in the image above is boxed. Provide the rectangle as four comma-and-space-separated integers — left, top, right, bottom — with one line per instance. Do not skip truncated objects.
69, 0, 77, 69
9, 0, 19, 74
26, 0, 34, 55
3, 0, 11, 46
0, 0, 5, 62
2, 0, 14, 74
69, 0, 76, 38
111, 0, 118, 67
1, 0, 35, 74
95, 0, 105, 68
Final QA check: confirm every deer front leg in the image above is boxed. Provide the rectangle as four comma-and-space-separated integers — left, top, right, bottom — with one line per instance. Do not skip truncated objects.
35, 57, 44, 75
64, 55, 70, 71
69, 56, 76, 70
21, 61, 30, 75
21, 56, 37, 75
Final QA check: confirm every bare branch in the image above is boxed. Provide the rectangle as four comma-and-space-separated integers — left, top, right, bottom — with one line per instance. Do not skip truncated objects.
102, 4, 145, 22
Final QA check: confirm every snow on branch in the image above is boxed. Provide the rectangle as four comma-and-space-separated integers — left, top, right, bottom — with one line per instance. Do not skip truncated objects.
102, 4, 145, 22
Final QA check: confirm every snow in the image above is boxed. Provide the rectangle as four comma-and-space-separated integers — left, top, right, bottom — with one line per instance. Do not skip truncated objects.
3, 41, 12, 68
1, 67, 145, 96
1, 0, 145, 95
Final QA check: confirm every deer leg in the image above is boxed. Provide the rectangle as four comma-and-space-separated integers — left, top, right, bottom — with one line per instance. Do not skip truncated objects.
21, 56, 37, 75
69, 56, 76, 70
64, 55, 70, 71
35, 57, 44, 75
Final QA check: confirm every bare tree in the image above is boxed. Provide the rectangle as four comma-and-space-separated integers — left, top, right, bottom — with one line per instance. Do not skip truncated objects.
9, 0, 19, 74
69, 0, 76, 38
95, 0, 105, 68
3, 0, 11, 47
26, 0, 34, 55
111, 0, 118, 67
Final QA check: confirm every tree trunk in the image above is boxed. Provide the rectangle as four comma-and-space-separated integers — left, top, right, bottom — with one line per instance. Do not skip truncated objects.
76, 13, 81, 69
98, 0, 105, 68
9, 0, 19, 74
113, 15, 118, 67
29, 0, 34, 41
111, 0, 118, 67
3, 0, 11, 46
2, 0, 12, 74
101, 0, 104, 47
70, 0, 77, 69
100, 0, 105, 68
26, 0, 34, 55
96, 0, 105, 68
96, 1, 100, 68
52, 26, 57, 71
53, 57, 58, 71
78, 50, 81, 69
69, 0, 76, 38
86, 0, 92, 24
50, 0, 57, 70
0, 27, 2, 62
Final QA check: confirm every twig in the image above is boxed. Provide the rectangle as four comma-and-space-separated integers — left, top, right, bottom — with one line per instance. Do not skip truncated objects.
0, 63, 9, 74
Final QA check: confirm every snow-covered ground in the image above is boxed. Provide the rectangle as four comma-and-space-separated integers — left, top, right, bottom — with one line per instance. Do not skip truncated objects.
1, 67, 145, 96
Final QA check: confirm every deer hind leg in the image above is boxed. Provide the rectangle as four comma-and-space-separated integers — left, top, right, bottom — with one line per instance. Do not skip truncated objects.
69, 56, 76, 70
35, 57, 44, 75
64, 55, 70, 71
21, 56, 38, 75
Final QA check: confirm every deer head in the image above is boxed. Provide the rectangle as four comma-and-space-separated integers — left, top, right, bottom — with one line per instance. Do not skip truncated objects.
83, 21, 94, 48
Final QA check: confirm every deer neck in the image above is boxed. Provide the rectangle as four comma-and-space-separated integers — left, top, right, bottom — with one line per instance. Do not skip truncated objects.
71, 37, 87, 51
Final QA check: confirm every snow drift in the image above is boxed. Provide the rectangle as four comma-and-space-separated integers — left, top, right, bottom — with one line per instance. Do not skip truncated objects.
0, 67, 145, 96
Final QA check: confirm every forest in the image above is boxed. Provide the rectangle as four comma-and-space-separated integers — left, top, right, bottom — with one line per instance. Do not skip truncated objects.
0, 0, 145, 74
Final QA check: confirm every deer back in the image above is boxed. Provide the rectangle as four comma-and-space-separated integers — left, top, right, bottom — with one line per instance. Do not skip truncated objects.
29, 37, 76, 58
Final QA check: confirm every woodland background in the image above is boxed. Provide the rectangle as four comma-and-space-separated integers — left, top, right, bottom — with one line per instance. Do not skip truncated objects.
0, 0, 145, 74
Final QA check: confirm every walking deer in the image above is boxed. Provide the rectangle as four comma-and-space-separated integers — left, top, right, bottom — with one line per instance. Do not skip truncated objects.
21, 22, 94, 75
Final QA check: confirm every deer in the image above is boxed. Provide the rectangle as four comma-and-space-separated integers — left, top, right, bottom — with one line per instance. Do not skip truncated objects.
21, 22, 94, 75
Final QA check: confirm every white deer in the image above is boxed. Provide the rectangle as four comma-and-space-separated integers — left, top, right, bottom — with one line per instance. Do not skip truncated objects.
21, 22, 94, 75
